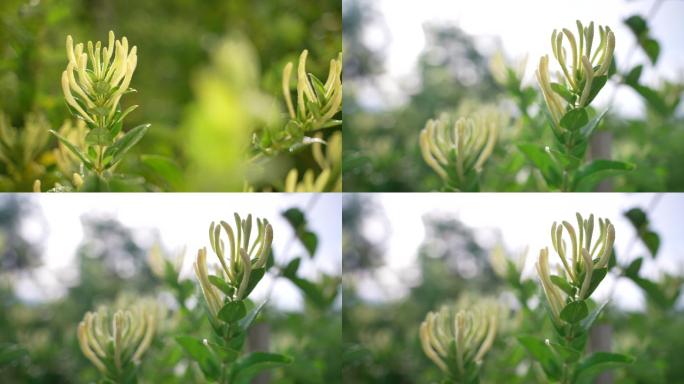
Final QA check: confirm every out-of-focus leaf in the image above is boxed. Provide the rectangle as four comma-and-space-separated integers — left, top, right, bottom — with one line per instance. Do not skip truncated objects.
218, 301, 247, 323
560, 108, 588, 131
574, 352, 635, 382
229, 352, 292, 384
560, 300, 589, 323
518, 143, 561, 188
175, 335, 220, 380
573, 160, 635, 191
517, 335, 562, 380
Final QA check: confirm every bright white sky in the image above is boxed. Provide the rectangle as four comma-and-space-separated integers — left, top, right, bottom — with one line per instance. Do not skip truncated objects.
354, 193, 684, 312
15, 193, 342, 312
353, 0, 684, 116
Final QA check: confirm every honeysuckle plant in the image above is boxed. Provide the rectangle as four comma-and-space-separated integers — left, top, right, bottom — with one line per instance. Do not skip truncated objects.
77, 298, 161, 384
52, 31, 150, 190
419, 108, 501, 191
521, 21, 634, 191
518, 213, 634, 383
255, 50, 342, 155
177, 213, 291, 383
284, 131, 342, 192
420, 298, 500, 384
0, 111, 50, 191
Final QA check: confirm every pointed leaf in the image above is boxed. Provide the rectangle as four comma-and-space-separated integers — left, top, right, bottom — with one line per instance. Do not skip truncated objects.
104, 123, 150, 166
560, 108, 588, 131
574, 352, 634, 382
229, 352, 292, 384
218, 301, 246, 323
560, 300, 589, 323
49, 130, 92, 168
517, 335, 562, 380
238, 300, 267, 332
573, 160, 635, 191
580, 300, 608, 331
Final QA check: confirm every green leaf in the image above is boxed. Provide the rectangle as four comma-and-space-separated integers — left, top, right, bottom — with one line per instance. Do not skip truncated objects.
239, 300, 267, 332
625, 65, 643, 86
229, 352, 292, 384
85, 127, 114, 146
49, 130, 92, 168
585, 75, 608, 105
580, 300, 608, 331
283, 257, 301, 277
627, 83, 670, 115
560, 300, 589, 323
550, 275, 575, 296
285, 274, 330, 308
560, 108, 588, 131
175, 335, 220, 380
624, 15, 647, 37
624, 257, 643, 278
546, 147, 581, 171
550, 82, 576, 104
579, 109, 609, 139
517, 143, 561, 188
640, 37, 660, 65
624, 208, 648, 230
282, 208, 306, 230
0, 343, 27, 365
574, 352, 634, 382
242, 268, 266, 298
628, 275, 671, 309
218, 301, 247, 323
517, 335, 562, 380
103, 123, 150, 167
546, 341, 581, 363
300, 230, 318, 257
208, 275, 234, 296
140, 155, 183, 191
204, 340, 239, 363
573, 159, 635, 191
585, 268, 608, 297
642, 230, 660, 258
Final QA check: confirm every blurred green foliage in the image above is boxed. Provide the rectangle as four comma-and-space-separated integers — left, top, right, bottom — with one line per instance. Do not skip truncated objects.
0, 0, 341, 191
342, 195, 684, 383
342, 0, 684, 192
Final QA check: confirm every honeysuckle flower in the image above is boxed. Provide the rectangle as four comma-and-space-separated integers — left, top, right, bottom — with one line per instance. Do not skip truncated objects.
284, 131, 341, 192
284, 168, 331, 192
489, 50, 527, 88
77, 298, 159, 375
147, 242, 185, 281
536, 21, 615, 126
489, 244, 528, 282
194, 213, 273, 317
62, 31, 138, 129
282, 50, 342, 132
420, 299, 499, 380
419, 108, 500, 186
536, 213, 615, 324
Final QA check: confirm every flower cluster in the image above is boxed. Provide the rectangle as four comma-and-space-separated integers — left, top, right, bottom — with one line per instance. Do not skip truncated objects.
55, 31, 149, 179
62, 31, 138, 130
419, 299, 499, 382
536, 21, 615, 126
419, 108, 500, 190
536, 213, 615, 324
194, 213, 273, 318
284, 131, 342, 192
77, 298, 159, 378
282, 50, 342, 134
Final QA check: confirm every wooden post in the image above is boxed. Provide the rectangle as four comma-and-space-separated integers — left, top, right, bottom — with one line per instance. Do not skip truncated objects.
248, 323, 271, 384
